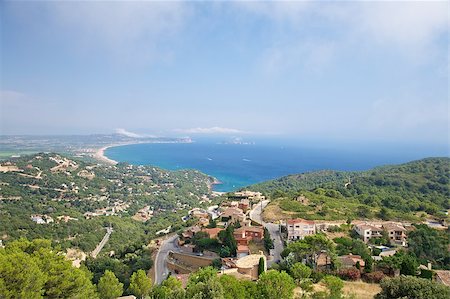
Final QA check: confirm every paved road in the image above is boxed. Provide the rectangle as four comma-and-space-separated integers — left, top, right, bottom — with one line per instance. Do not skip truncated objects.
154, 234, 179, 285
249, 200, 283, 265
91, 227, 113, 258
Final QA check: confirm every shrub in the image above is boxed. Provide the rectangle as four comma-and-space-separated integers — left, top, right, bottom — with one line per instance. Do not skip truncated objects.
419, 269, 433, 280
311, 271, 325, 283
363, 271, 385, 283
337, 267, 361, 281
376, 275, 450, 299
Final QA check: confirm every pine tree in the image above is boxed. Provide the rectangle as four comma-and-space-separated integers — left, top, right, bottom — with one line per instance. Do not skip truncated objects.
98, 270, 123, 299
129, 270, 152, 299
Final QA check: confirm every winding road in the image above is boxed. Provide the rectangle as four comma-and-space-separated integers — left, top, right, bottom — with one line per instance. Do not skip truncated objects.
154, 234, 179, 285
249, 200, 283, 265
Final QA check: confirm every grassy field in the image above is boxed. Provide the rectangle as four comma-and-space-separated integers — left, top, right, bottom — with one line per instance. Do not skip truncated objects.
304, 280, 381, 299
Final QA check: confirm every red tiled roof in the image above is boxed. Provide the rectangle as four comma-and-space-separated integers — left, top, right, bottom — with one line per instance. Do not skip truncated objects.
237, 245, 250, 253
287, 218, 315, 225
435, 270, 450, 286
202, 227, 224, 238
235, 226, 264, 234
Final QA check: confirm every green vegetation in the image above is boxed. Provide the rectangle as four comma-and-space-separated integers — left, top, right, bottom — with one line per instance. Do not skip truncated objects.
263, 227, 274, 252
0, 154, 213, 241
289, 262, 313, 291
375, 275, 450, 299
256, 270, 296, 299
97, 270, 123, 299
282, 234, 336, 270
5, 240, 444, 299
0, 239, 97, 299
129, 270, 153, 299
258, 257, 265, 276
249, 158, 450, 221
334, 237, 372, 272
408, 224, 450, 269
0, 152, 217, 296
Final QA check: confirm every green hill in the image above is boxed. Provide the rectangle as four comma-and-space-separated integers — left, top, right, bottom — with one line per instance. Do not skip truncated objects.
247, 158, 450, 221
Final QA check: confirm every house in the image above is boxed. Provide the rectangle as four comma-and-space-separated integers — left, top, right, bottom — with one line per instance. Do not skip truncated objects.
435, 270, 450, 286
181, 226, 201, 240
286, 218, 316, 241
353, 224, 383, 243
56, 215, 78, 223
228, 190, 265, 202
238, 199, 250, 212
202, 227, 224, 239
190, 208, 209, 219
338, 254, 365, 269
221, 207, 248, 226
236, 245, 250, 258
235, 252, 267, 280
317, 252, 333, 270
382, 222, 407, 246
31, 214, 54, 224
197, 217, 210, 227
233, 226, 264, 245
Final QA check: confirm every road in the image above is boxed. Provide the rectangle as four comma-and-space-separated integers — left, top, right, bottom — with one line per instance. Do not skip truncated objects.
91, 227, 113, 258
249, 200, 283, 265
154, 234, 179, 285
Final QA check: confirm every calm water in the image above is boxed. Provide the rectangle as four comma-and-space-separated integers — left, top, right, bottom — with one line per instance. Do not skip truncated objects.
105, 140, 448, 192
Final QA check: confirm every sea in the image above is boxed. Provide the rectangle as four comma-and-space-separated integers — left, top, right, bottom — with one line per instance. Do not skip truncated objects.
104, 138, 449, 192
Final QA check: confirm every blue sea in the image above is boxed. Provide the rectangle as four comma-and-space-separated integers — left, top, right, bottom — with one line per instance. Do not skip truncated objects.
105, 138, 448, 192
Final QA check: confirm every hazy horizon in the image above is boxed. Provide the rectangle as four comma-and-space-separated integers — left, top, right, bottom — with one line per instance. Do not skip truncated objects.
1, 1, 449, 147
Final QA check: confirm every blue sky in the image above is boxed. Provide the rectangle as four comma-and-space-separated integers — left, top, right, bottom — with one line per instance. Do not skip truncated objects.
0, 1, 448, 145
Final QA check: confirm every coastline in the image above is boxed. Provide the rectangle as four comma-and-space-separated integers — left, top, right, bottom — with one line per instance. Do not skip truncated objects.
92, 139, 193, 166
94, 141, 226, 192
93, 145, 119, 165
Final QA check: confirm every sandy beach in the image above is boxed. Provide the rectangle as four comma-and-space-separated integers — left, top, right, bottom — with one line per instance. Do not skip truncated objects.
93, 146, 119, 165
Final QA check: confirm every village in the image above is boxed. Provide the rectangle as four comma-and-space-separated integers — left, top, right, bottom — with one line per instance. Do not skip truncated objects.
152, 190, 450, 289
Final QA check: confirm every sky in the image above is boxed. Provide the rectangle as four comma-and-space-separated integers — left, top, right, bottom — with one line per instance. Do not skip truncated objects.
0, 1, 448, 146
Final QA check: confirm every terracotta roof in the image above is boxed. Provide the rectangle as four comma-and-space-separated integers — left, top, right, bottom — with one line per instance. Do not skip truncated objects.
382, 223, 406, 232
435, 270, 450, 286
235, 226, 264, 234
287, 218, 315, 225
338, 254, 366, 267
355, 224, 382, 231
237, 245, 250, 253
221, 207, 244, 217
202, 227, 224, 238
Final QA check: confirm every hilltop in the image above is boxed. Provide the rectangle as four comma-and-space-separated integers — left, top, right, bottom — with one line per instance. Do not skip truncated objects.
0, 152, 215, 253
246, 158, 450, 221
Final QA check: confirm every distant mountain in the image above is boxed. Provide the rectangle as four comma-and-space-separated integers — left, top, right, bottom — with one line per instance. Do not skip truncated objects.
247, 157, 450, 220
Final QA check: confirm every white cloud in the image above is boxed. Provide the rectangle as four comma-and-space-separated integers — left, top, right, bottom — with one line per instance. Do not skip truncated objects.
236, 1, 448, 72
173, 127, 246, 134
40, 1, 189, 64
115, 128, 143, 138
355, 1, 448, 48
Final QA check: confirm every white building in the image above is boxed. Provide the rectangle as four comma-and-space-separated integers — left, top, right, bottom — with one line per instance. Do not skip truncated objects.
354, 224, 383, 243
286, 218, 316, 241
